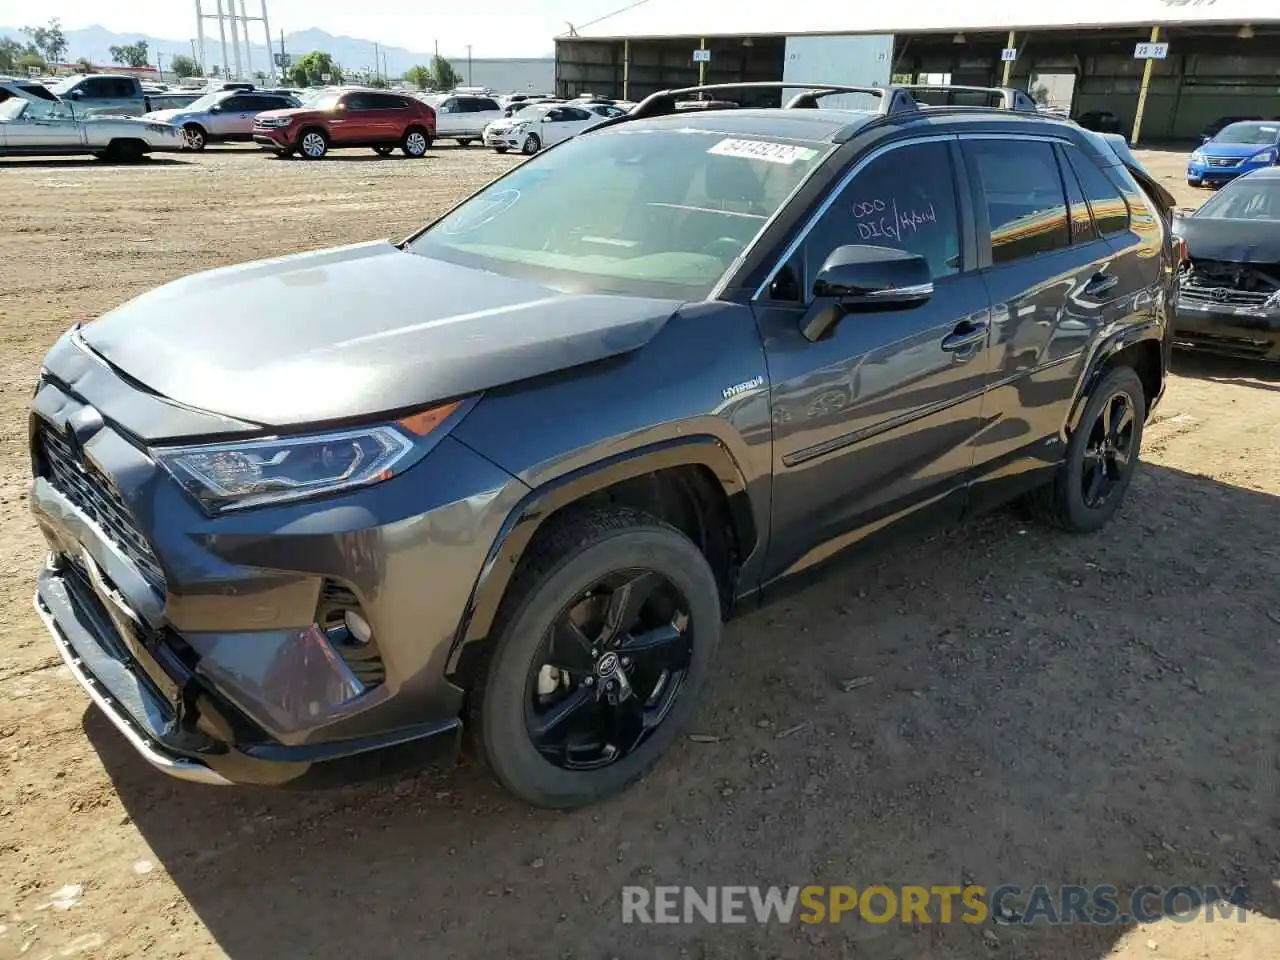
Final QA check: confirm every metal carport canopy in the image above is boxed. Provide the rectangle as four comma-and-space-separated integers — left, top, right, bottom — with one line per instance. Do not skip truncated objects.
567, 0, 1280, 38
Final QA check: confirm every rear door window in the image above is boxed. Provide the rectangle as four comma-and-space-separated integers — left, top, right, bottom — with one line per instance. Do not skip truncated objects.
476, 98, 501, 112
1055, 145, 1098, 244
962, 139, 1070, 264
1065, 148, 1131, 236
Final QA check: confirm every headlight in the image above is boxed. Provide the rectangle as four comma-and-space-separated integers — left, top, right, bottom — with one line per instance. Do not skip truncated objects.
1190, 151, 1204, 162
155, 402, 462, 514
1251, 148, 1278, 164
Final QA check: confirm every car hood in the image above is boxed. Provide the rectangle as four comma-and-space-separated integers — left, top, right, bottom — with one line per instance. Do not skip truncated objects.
255, 107, 316, 121
1173, 216, 1280, 264
79, 241, 683, 428
1198, 141, 1276, 159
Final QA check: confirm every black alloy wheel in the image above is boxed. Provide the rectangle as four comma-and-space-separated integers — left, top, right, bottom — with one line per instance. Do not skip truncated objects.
526, 570, 692, 770
1081, 391, 1136, 510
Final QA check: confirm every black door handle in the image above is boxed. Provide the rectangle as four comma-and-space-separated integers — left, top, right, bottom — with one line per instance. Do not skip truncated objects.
1085, 272, 1120, 297
941, 319, 989, 352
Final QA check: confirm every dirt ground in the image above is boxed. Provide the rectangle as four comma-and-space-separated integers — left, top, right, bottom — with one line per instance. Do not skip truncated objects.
1, 144, 1279, 960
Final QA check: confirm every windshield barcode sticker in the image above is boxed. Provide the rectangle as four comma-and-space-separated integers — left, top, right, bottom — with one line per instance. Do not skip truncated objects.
708, 138, 818, 165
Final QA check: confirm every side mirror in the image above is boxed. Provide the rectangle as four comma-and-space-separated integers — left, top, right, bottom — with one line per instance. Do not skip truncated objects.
209, 105, 221, 113
67, 89, 83, 100
800, 245, 933, 341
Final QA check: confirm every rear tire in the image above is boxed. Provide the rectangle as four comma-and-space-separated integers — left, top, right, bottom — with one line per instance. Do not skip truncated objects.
471, 507, 721, 809
1027, 366, 1145, 534
182, 124, 207, 151
402, 127, 431, 157
102, 139, 145, 162
299, 128, 328, 160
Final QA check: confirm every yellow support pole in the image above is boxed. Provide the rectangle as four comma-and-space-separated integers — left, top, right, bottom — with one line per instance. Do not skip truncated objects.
1131, 25, 1161, 146
1002, 30, 1016, 86
699, 37, 707, 87
623, 39, 630, 101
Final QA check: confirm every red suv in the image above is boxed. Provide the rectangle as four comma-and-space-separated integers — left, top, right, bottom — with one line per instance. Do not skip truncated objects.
253, 88, 436, 160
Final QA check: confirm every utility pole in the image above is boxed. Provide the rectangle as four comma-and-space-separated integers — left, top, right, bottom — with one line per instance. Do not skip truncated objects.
194, 0, 206, 78
374, 42, 380, 83
156, 51, 165, 83
261, 0, 275, 83
239, 0, 254, 80
279, 29, 286, 83
214, 0, 230, 81
466, 44, 473, 86
227, 0, 243, 79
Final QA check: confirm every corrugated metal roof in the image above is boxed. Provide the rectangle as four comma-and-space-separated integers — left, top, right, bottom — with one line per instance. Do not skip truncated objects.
568, 0, 1280, 40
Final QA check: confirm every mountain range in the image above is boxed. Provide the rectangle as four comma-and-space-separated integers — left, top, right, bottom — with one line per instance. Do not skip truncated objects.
0, 24, 553, 76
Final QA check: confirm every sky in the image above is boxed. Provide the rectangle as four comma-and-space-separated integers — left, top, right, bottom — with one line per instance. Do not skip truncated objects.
0, 0, 629, 57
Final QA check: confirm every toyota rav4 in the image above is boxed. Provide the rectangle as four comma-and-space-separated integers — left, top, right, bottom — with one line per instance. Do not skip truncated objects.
30, 83, 1176, 808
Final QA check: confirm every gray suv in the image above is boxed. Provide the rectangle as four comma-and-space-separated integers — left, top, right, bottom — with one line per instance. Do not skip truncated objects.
143, 90, 300, 150
30, 82, 1175, 808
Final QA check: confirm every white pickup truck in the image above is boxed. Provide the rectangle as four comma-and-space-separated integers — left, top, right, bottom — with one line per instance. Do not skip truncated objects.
0, 79, 183, 161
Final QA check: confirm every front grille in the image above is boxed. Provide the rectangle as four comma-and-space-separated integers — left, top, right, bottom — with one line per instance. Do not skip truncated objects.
1206, 157, 1242, 168
38, 426, 167, 597
1180, 279, 1274, 307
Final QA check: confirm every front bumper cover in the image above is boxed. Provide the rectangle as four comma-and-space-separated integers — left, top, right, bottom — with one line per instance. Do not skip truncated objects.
1174, 300, 1280, 361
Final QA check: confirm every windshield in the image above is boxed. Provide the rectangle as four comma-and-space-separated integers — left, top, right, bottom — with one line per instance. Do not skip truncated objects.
302, 91, 341, 110
1194, 179, 1280, 221
1211, 122, 1279, 146
513, 104, 553, 121
48, 76, 82, 96
183, 93, 226, 112
409, 127, 830, 298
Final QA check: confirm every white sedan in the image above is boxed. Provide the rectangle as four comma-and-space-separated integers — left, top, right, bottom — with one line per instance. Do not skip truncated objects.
483, 102, 628, 155
0, 80, 183, 161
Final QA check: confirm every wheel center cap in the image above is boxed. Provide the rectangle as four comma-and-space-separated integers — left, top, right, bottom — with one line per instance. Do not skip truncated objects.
596, 652, 620, 679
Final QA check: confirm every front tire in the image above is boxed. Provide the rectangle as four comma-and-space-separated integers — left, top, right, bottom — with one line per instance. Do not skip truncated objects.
299, 128, 328, 160
1028, 366, 1145, 533
402, 128, 430, 157
521, 133, 541, 156
182, 124, 207, 151
472, 508, 721, 809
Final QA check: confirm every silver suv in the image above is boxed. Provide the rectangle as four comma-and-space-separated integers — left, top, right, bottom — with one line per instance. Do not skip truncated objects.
143, 89, 300, 151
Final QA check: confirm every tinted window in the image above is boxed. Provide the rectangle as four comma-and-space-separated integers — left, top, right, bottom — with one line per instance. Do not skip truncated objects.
804, 140, 961, 285
82, 78, 115, 97
367, 93, 406, 109
1057, 145, 1098, 244
438, 98, 458, 113
476, 98, 501, 112
1067, 149, 1130, 236
221, 96, 251, 111
964, 139, 1070, 264
345, 93, 375, 111
561, 107, 593, 122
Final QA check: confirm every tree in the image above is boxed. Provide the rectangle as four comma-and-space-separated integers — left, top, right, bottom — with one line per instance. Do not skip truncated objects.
75, 57, 96, 74
289, 50, 342, 87
109, 40, 150, 69
368, 76, 388, 89
404, 64, 432, 90
0, 38, 26, 73
253, 70, 266, 82
22, 18, 68, 65
429, 55, 461, 91
1031, 83, 1051, 106
170, 54, 199, 79
17, 51, 47, 74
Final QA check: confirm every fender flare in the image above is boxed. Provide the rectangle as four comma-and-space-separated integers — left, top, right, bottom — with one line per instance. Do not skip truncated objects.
1065, 323, 1167, 436
446, 436, 756, 680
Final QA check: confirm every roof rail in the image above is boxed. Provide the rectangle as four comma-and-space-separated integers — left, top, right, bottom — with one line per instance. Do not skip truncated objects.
625, 81, 919, 120
894, 84, 1039, 112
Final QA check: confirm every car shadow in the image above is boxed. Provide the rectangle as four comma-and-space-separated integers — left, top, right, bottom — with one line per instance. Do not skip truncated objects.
1172, 350, 1280, 390
92, 462, 1280, 958
268, 153, 439, 163
0, 156, 191, 168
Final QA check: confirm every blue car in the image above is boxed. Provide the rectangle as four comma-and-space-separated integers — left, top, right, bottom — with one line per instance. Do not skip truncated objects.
1187, 121, 1280, 187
